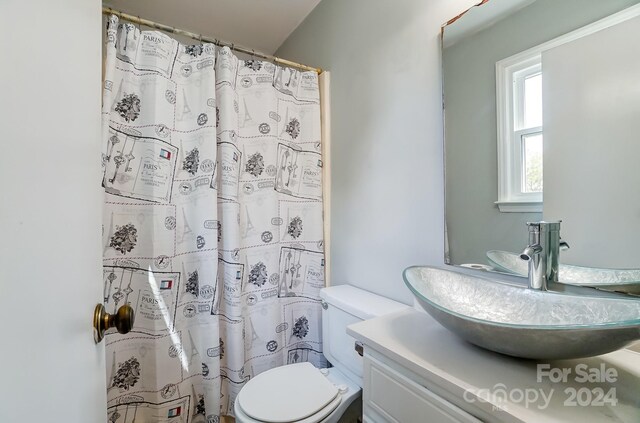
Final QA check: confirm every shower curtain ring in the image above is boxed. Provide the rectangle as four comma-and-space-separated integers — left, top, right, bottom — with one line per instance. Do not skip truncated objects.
136, 16, 142, 32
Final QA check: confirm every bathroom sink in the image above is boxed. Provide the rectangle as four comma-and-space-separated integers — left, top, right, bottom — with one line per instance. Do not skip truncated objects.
486, 250, 640, 295
403, 266, 640, 359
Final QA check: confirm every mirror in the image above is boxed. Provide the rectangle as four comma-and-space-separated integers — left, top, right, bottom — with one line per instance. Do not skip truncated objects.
442, 0, 640, 283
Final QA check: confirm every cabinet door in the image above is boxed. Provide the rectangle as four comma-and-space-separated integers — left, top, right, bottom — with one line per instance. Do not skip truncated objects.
363, 354, 482, 423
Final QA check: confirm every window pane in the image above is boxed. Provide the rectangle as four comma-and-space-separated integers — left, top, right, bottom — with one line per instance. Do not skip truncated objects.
523, 133, 543, 193
524, 73, 542, 128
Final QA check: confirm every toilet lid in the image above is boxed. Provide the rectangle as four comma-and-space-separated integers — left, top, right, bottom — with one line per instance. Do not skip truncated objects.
237, 362, 340, 423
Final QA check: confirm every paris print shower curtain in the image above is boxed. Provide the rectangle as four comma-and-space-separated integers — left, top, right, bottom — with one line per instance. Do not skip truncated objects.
101, 16, 325, 422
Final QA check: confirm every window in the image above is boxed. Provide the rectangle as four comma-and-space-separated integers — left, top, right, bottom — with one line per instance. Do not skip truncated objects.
496, 53, 543, 212
515, 65, 543, 194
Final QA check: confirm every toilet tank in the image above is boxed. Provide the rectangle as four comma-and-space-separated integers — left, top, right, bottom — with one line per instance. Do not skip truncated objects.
320, 285, 408, 386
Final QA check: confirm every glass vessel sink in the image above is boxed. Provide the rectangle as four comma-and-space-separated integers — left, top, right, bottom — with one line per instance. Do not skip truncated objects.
404, 266, 640, 359
486, 250, 640, 295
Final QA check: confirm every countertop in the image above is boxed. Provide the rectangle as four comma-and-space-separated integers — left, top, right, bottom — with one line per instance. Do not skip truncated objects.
347, 308, 640, 423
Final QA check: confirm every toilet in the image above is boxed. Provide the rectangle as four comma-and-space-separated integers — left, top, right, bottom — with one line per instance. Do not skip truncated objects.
234, 285, 408, 423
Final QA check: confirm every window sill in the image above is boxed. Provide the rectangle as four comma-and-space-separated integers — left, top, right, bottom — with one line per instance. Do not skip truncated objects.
495, 200, 542, 213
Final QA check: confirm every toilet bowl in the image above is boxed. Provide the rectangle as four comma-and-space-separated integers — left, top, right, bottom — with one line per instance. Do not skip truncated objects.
233, 285, 408, 423
234, 362, 360, 423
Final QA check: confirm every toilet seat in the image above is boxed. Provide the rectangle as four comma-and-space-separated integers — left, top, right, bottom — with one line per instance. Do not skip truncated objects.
235, 393, 342, 423
236, 362, 342, 423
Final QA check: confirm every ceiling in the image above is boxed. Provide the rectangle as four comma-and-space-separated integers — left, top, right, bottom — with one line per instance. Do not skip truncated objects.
104, 0, 323, 54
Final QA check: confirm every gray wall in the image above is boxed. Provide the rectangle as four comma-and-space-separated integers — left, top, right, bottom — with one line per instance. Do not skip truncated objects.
443, 0, 638, 266
277, 0, 478, 304
544, 15, 640, 268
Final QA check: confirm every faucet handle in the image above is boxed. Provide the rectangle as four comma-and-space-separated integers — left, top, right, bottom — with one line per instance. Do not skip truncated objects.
559, 239, 570, 251
528, 220, 562, 229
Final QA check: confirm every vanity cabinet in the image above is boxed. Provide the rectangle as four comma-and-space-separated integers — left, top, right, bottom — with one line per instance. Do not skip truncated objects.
348, 309, 640, 423
362, 350, 482, 423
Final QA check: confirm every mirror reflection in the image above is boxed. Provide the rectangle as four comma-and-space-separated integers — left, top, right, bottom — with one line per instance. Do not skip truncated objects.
443, 0, 640, 286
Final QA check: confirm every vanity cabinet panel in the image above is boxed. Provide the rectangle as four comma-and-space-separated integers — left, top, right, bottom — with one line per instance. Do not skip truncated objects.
363, 353, 482, 423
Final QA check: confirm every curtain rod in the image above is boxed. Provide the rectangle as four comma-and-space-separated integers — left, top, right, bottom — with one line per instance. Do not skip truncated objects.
102, 7, 322, 74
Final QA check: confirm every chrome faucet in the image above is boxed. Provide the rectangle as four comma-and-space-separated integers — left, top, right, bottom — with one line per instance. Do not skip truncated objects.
520, 221, 569, 290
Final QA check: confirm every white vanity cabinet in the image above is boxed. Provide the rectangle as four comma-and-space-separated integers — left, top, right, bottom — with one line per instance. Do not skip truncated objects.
348, 309, 640, 423
362, 349, 481, 423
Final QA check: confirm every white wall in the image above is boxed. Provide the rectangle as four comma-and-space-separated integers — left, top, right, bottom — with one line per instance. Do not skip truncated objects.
0, 1, 106, 421
543, 15, 640, 268
277, 0, 477, 304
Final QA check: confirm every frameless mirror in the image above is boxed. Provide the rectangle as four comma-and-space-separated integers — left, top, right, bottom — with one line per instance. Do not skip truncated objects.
442, 0, 640, 285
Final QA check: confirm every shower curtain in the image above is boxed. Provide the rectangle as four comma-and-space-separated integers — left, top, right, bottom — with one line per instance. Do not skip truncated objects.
101, 15, 326, 422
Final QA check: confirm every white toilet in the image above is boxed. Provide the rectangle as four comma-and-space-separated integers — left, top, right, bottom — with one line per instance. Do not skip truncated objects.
234, 285, 408, 423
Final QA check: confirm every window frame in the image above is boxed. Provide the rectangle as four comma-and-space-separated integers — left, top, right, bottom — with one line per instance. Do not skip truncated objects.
496, 54, 543, 213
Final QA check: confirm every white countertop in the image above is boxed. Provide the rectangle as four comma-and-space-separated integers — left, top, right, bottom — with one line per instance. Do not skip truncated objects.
347, 308, 640, 423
